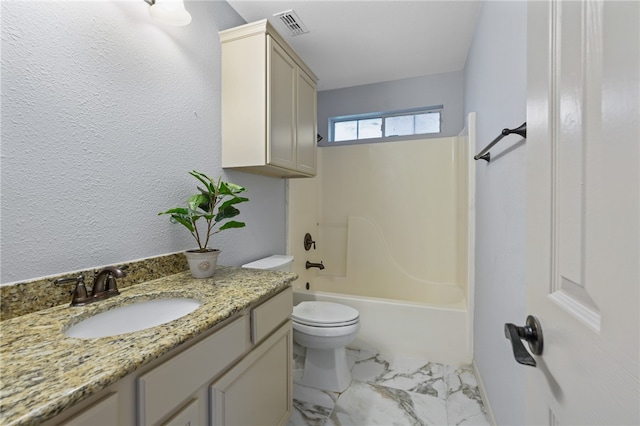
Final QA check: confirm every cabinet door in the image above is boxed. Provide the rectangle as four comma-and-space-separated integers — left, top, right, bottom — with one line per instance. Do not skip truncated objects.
161, 399, 200, 426
267, 38, 296, 171
59, 393, 119, 426
210, 322, 292, 426
296, 70, 317, 175
138, 316, 250, 426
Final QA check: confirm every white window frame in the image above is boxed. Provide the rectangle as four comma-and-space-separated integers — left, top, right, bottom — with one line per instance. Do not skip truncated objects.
326, 105, 443, 145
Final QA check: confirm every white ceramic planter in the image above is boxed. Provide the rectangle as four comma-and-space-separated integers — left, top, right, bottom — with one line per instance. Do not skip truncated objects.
184, 249, 220, 279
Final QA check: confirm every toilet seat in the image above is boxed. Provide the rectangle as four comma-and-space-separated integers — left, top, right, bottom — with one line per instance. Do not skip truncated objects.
292, 301, 359, 327
292, 320, 360, 337
293, 317, 359, 327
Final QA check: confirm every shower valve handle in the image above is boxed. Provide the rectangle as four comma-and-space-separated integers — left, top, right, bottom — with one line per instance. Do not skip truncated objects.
304, 233, 316, 251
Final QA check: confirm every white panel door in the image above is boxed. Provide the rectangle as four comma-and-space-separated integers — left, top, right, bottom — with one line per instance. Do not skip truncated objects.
525, 0, 639, 424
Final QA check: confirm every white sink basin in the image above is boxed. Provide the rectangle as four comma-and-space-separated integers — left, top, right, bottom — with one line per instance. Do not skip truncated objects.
64, 298, 201, 339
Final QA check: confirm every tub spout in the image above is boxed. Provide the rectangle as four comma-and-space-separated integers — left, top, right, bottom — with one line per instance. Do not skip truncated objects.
305, 261, 325, 270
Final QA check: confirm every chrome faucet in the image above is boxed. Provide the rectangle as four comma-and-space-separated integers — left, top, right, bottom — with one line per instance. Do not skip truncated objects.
305, 261, 325, 270
54, 265, 127, 306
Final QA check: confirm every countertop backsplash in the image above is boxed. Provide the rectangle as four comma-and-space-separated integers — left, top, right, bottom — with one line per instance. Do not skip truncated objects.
0, 253, 189, 321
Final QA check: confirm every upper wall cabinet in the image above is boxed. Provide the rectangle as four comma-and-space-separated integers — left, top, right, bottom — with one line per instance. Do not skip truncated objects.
220, 20, 318, 178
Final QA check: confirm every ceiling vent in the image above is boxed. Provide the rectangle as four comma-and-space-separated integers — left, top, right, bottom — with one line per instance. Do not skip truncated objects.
273, 10, 309, 36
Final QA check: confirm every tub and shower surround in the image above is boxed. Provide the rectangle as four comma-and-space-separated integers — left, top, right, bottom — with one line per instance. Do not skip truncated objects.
314, 135, 469, 302
291, 115, 475, 366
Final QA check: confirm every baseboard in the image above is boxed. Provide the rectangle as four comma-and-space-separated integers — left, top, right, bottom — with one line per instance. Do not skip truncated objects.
472, 359, 497, 426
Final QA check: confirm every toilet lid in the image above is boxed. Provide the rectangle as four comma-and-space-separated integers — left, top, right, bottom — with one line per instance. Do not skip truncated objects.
292, 301, 359, 327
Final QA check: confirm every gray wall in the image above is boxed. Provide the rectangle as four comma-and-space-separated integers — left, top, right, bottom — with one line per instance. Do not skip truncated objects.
317, 71, 465, 141
464, 2, 527, 424
1, 1, 286, 284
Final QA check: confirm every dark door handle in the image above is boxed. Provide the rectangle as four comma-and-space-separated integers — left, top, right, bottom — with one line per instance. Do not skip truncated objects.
504, 315, 543, 367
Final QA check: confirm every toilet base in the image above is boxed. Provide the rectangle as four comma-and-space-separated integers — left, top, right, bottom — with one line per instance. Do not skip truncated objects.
300, 346, 352, 393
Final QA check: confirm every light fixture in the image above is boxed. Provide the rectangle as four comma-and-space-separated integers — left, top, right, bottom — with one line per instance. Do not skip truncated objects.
143, 0, 192, 26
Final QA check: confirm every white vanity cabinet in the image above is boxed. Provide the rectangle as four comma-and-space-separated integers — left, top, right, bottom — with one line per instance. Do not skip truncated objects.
220, 19, 318, 178
49, 287, 293, 426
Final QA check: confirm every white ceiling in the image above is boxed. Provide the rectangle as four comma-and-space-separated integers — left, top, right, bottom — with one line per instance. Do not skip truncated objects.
226, 1, 482, 91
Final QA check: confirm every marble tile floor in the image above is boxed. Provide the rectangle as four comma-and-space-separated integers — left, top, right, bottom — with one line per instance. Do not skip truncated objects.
288, 345, 490, 426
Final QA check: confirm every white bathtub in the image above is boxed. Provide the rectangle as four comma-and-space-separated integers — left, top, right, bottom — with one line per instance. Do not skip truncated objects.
293, 286, 472, 367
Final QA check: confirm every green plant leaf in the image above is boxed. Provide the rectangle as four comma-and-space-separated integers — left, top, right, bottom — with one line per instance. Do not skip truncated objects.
170, 215, 195, 232
219, 196, 249, 210
159, 207, 189, 216
190, 170, 215, 194
227, 182, 246, 194
218, 181, 231, 195
188, 194, 210, 212
219, 181, 246, 195
219, 220, 246, 230
189, 170, 208, 185
215, 205, 240, 222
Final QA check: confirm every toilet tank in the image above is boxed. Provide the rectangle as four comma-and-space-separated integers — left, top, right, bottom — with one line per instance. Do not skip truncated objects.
241, 255, 294, 272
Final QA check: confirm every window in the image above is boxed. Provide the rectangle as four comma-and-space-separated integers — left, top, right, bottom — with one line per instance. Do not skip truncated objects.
330, 106, 442, 143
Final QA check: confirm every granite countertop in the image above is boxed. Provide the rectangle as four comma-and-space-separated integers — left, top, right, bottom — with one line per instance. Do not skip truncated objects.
0, 266, 296, 426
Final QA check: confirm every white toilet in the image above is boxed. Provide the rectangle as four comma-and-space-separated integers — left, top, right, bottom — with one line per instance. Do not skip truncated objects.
292, 301, 360, 392
242, 255, 360, 393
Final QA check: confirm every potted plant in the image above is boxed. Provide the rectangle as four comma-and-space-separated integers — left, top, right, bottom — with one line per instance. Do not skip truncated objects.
159, 170, 249, 278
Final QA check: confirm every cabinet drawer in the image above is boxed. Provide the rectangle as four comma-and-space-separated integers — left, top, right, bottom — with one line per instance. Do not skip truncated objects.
251, 287, 292, 344
138, 315, 250, 426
